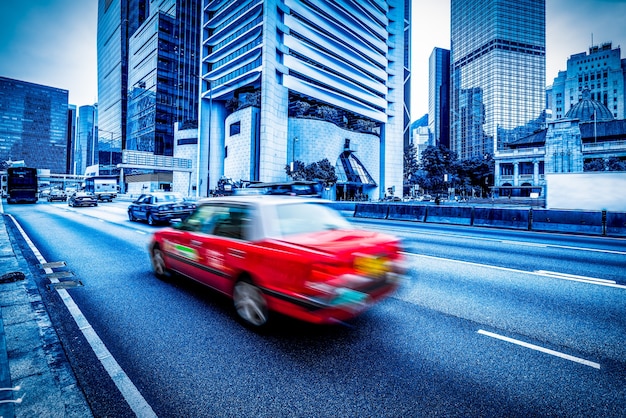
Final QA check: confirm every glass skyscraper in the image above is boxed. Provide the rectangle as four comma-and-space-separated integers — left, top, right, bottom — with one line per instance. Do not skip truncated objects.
429, 47, 450, 149
450, 0, 546, 159
0, 77, 69, 173
97, 0, 149, 153
75, 105, 98, 175
126, 0, 201, 156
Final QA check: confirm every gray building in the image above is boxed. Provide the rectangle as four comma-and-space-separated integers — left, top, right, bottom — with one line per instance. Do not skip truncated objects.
548, 42, 625, 121
0, 77, 69, 173
428, 47, 450, 149
450, 0, 546, 160
199, 0, 410, 200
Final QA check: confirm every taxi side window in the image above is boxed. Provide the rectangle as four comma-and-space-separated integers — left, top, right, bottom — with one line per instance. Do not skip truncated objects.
212, 206, 250, 240
181, 205, 219, 233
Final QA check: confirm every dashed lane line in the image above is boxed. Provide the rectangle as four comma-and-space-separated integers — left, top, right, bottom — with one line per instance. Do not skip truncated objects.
478, 329, 601, 369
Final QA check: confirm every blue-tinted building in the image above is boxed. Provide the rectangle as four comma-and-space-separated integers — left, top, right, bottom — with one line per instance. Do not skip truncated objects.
0, 77, 69, 173
97, 0, 149, 154
75, 105, 98, 175
429, 47, 450, 149
199, 0, 410, 199
450, 0, 546, 159
126, 0, 201, 156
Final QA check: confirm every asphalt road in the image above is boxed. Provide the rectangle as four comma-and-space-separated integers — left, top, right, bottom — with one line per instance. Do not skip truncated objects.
5, 200, 626, 417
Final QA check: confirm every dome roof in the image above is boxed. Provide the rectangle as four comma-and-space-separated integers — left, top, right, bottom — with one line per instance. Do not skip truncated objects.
565, 89, 614, 122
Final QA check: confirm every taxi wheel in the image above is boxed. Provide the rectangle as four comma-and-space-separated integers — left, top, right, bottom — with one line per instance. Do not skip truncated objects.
128, 211, 136, 222
151, 246, 169, 280
233, 279, 268, 328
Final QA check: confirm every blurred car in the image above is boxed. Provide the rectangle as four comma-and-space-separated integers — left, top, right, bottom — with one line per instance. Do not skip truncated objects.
148, 196, 405, 328
68, 192, 98, 207
47, 189, 67, 202
247, 181, 322, 197
128, 192, 196, 225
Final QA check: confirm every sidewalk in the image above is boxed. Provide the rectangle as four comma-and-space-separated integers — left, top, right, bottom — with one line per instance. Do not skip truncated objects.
0, 207, 92, 417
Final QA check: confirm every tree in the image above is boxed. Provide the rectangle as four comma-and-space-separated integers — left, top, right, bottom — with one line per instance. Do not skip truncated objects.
404, 142, 419, 185
417, 145, 457, 194
285, 158, 337, 187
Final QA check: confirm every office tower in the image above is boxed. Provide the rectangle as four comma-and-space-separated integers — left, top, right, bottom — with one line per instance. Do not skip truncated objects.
67, 105, 77, 174
0, 77, 69, 173
549, 42, 625, 120
199, 0, 410, 199
450, 0, 546, 159
97, 0, 149, 154
75, 105, 98, 175
429, 47, 450, 149
127, 0, 201, 156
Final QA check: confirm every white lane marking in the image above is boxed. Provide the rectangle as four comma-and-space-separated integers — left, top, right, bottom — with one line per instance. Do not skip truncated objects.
534, 270, 616, 284
500, 240, 547, 248
478, 329, 601, 369
402, 252, 626, 289
7, 214, 157, 418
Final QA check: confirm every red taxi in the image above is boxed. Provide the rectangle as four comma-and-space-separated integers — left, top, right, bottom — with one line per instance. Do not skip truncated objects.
149, 196, 405, 328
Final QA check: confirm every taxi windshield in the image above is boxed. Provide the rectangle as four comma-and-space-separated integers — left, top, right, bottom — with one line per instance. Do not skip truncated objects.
275, 202, 351, 236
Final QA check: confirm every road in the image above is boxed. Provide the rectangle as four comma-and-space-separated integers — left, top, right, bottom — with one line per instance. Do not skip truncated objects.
4, 200, 626, 417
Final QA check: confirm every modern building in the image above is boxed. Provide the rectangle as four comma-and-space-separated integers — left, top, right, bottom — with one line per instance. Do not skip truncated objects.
75, 105, 98, 175
198, 0, 411, 200
127, 0, 201, 156
493, 89, 626, 198
0, 77, 69, 173
98, 0, 200, 193
548, 42, 626, 121
97, 0, 148, 153
428, 47, 450, 149
450, 0, 546, 160
67, 105, 77, 174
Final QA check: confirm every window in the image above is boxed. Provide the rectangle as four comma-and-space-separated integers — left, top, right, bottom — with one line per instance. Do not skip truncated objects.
229, 121, 241, 136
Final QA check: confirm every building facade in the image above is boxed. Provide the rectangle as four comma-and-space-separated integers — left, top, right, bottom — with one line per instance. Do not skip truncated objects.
75, 105, 98, 175
428, 47, 450, 149
548, 42, 626, 121
494, 89, 626, 198
127, 0, 201, 156
450, 0, 546, 160
198, 0, 410, 199
0, 77, 69, 173
97, 0, 148, 155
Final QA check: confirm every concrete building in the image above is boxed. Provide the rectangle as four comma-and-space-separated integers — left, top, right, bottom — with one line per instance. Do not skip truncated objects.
450, 0, 546, 160
198, 0, 411, 200
0, 77, 69, 173
548, 42, 626, 121
494, 89, 626, 198
428, 47, 450, 149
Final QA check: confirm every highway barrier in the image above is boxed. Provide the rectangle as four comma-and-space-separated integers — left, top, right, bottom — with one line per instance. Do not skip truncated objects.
605, 212, 626, 237
387, 204, 427, 222
530, 209, 604, 235
354, 203, 388, 219
348, 203, 626, 237
473, 207, 530, 230
425, 206, 473, 226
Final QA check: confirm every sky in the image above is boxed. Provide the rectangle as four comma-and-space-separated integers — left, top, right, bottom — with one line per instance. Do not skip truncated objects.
0, 0, 625, 121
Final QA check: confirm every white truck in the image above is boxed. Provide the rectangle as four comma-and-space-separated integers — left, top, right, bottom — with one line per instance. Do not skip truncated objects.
84, 176, 118, 201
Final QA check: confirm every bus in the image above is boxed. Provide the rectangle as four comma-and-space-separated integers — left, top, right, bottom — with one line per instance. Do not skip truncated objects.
7, 167, 38, 203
